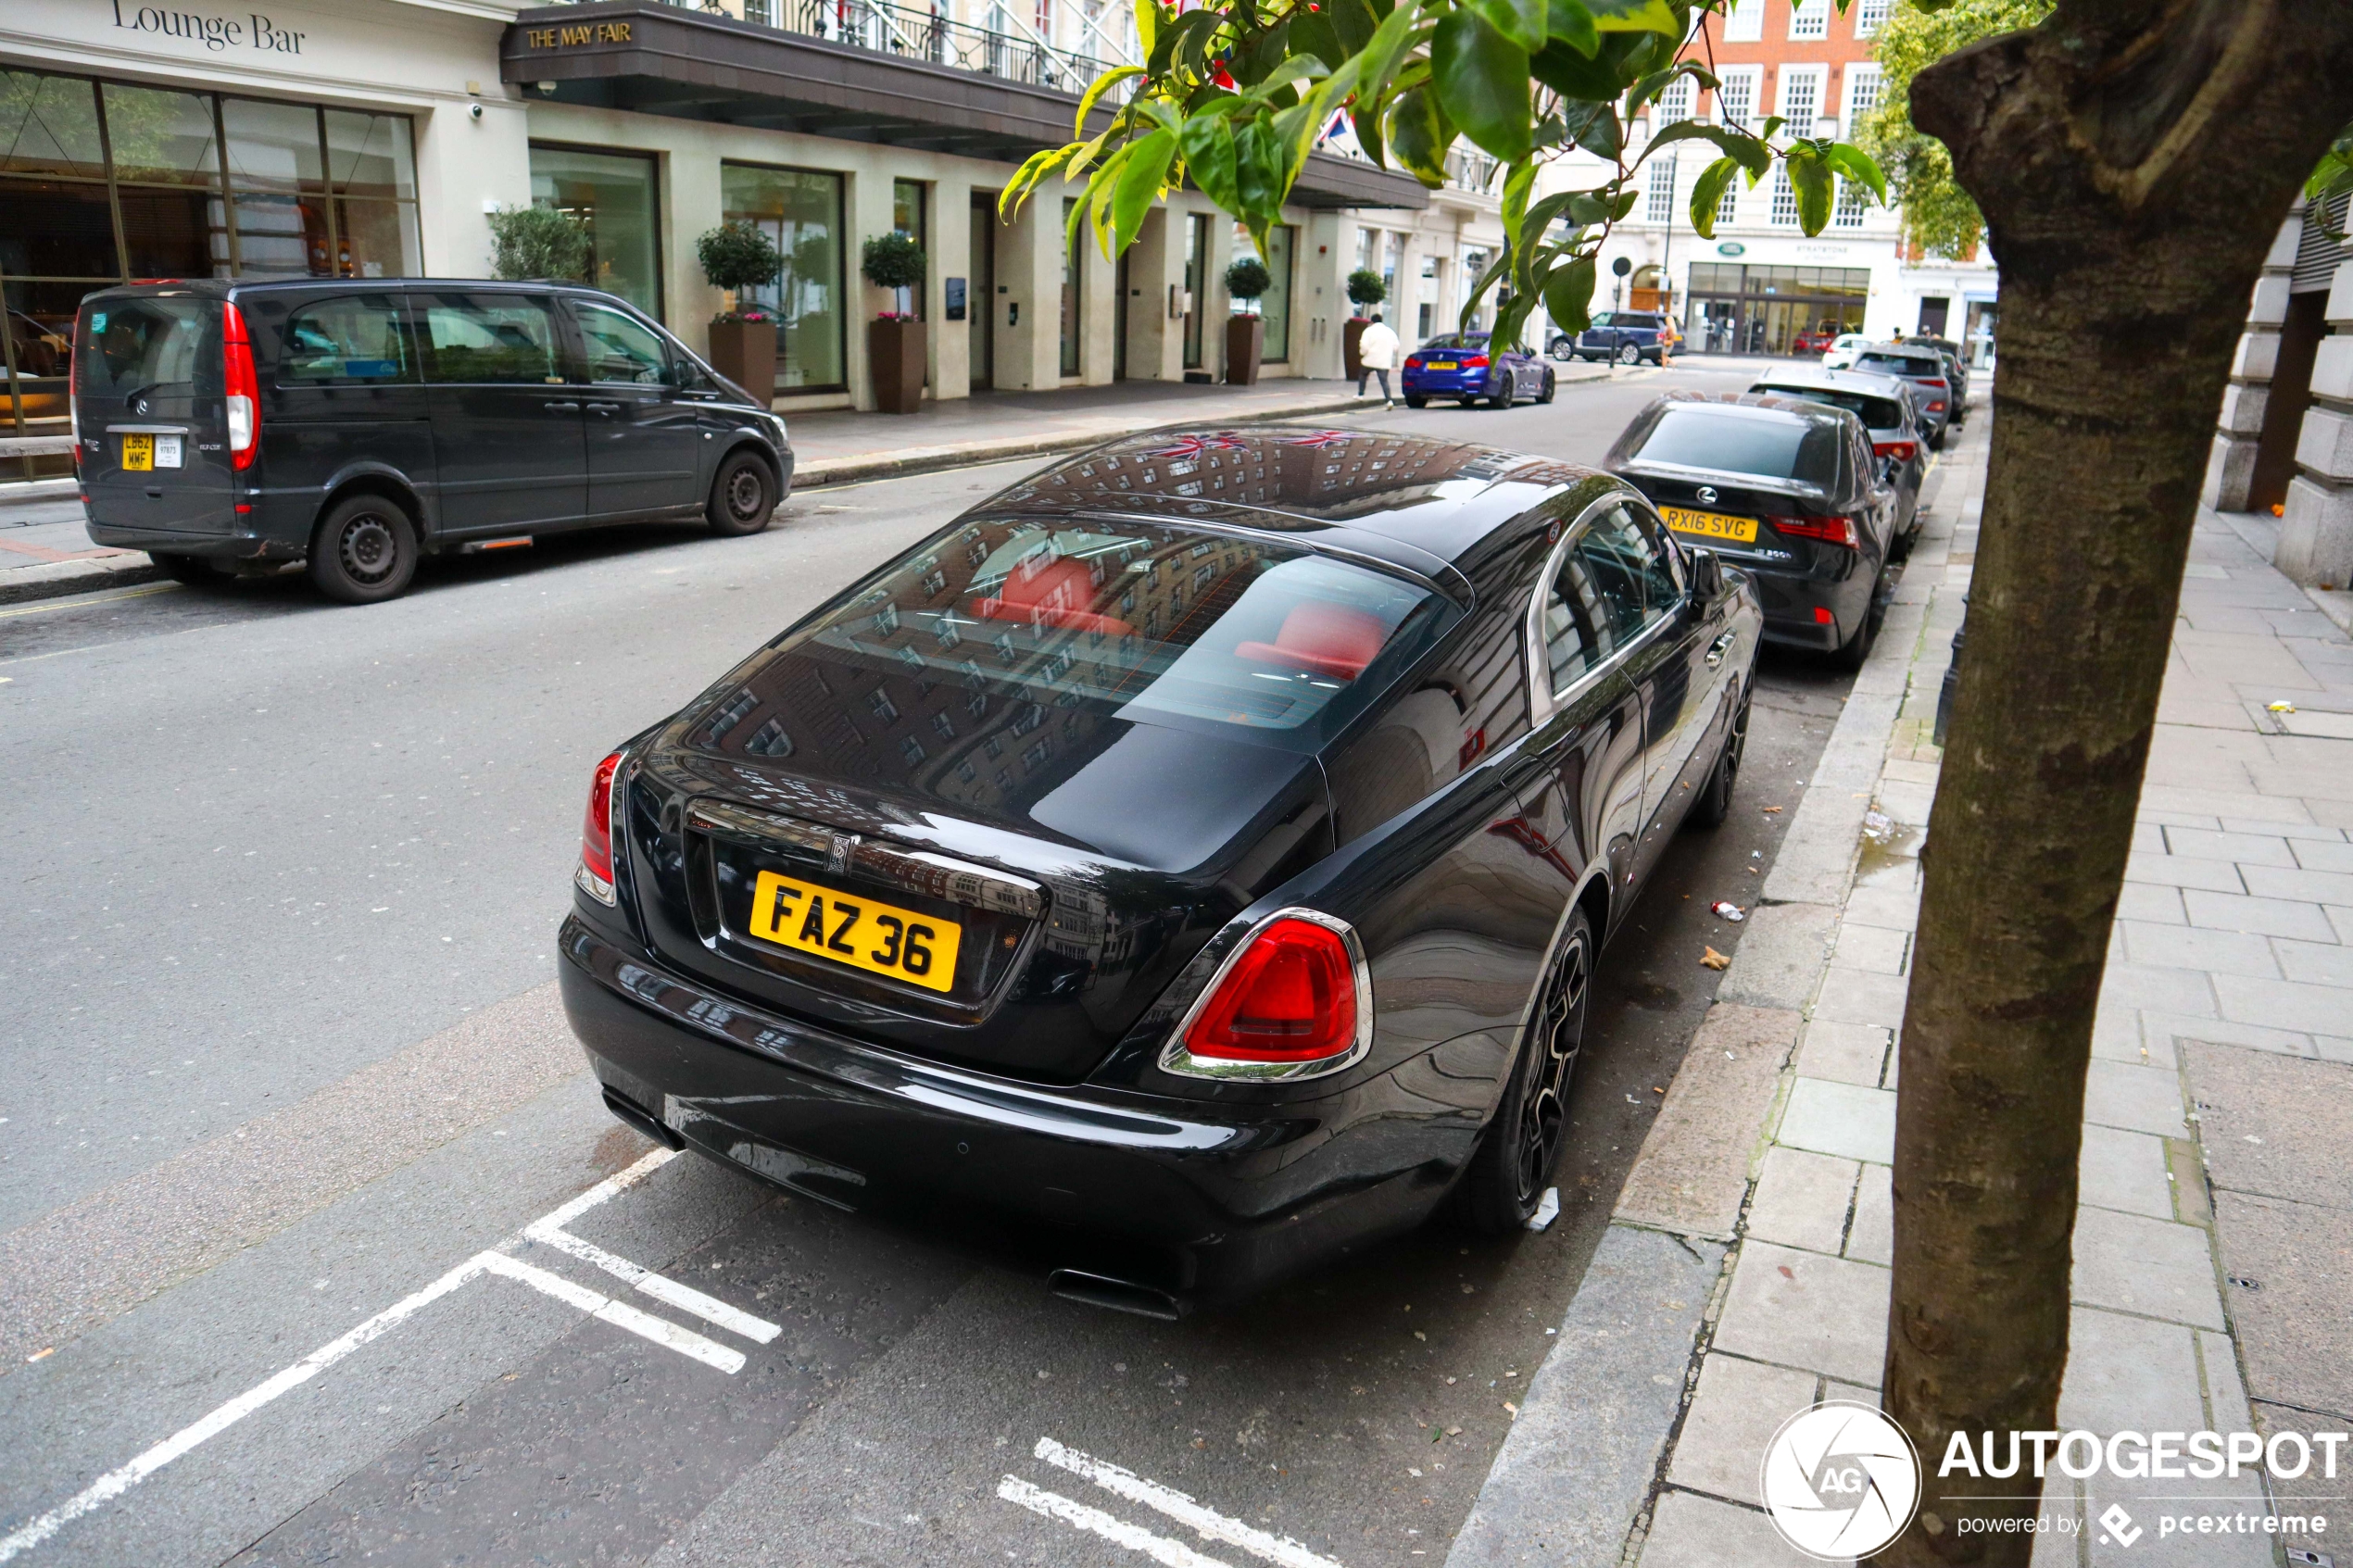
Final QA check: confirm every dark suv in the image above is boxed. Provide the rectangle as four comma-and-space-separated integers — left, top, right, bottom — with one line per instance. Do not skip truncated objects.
1553, 310, 1671, 366
72, 280, 794, 604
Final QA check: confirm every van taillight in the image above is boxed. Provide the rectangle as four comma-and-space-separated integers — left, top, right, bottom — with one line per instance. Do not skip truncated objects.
576, 751, 623, 905
222, 300, 259, 470
68, 317, 81, 458
1164, 911, 1370, 1078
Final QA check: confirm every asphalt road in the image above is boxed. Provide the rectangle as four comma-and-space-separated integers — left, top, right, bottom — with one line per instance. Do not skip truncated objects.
0, 362, 1861, 1568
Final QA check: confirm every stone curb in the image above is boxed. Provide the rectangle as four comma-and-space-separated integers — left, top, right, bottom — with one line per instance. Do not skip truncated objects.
1444, 428, 1982, 1568
0, 550, 164, 606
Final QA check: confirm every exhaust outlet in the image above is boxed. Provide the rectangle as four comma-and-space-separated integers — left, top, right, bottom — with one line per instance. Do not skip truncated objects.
601, 1085, 685, 1151
1048, 1269, 1182, 1321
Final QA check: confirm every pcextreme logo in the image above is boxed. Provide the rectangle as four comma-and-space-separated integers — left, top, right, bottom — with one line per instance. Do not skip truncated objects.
1760, 1401, 1923, 1560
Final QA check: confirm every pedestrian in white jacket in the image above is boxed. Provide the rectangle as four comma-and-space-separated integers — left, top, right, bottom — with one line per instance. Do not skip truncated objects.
1355, 315, 1401, 407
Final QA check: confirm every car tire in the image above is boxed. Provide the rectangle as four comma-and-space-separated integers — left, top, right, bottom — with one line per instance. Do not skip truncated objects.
1537, 370, 1555, 405
1550, 341, 1574, 362
707, 447, 778, 537
1616, 343, 1641, 367
1403, 395, 1428, 408
307, 495, 419, 605
1456, 907, 1594, 1235
1833, 591, 1882, 671
151, 552, 219, 587
1487, 380, 1513, 410
1689, 680, 1750, 830
1927, 426, 1947, 452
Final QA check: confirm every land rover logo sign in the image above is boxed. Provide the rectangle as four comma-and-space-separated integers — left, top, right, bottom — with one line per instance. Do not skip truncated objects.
1718, 241, 1747, 257
1695, 485, 1718, 505
1759, 1401, 1921, 1560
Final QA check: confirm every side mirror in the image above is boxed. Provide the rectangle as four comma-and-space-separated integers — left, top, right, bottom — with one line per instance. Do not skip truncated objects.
1688, 547, 1727, 601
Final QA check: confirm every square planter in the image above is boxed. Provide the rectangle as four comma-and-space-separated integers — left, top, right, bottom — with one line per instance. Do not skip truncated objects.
705, 317, 776, 404
1226, 314, 1265, 386
869, 317, 926, 414
1343, 318, 1367, 381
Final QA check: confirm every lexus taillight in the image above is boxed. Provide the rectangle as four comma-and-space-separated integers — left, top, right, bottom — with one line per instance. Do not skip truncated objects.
222, 300, 259, 470
1164, 911, 1369, 1079
1873, 440, 1917, 463
1920, 378, 1948, 390
1462, 354, 1491, 369
1926, 401, 1947, 413
1768, 513, 1861, 549
576, 751, 622, 904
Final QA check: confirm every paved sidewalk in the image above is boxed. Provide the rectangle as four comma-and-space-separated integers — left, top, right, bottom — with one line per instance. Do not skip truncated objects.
1451, 412, 2353, 1564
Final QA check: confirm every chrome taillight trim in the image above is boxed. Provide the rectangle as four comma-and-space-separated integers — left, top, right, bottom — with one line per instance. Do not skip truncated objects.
1157, 907, 1375, 1084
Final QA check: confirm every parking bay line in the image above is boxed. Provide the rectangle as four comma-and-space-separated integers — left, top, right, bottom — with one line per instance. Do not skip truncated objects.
0, 1146, 781, 1563
997, 1477, 1238, 1568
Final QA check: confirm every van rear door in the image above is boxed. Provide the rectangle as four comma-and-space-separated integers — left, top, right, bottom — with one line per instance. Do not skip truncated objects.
75, 293, 237, 534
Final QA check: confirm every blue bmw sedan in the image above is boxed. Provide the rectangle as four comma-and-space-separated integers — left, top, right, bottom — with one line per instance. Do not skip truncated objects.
1401, 332, 1554, 409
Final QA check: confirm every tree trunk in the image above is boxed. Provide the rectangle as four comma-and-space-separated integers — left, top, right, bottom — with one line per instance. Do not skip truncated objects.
1878, 7, 2353, 1562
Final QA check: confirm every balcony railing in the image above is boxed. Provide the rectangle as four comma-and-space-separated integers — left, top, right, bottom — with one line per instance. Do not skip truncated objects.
644, 0, 1125, 95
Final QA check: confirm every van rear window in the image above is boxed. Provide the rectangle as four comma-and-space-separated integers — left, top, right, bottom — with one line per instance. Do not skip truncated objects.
76, 296, 208, 399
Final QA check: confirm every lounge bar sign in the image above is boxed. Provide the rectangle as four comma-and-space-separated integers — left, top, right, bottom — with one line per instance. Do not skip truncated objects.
108, 0, 307, 54
522, 19, 633, 46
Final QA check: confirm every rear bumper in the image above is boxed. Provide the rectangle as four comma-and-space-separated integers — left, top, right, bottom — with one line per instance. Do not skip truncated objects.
1400, 371, 1488, 398
82, 517, 291, 561
556, 916, 1472, 1306
1731, 557, 1876, 650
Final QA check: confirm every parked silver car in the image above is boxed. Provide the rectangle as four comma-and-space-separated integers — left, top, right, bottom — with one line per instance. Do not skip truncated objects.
1849, 343, 1959, 448
1743, 365, 1931, 556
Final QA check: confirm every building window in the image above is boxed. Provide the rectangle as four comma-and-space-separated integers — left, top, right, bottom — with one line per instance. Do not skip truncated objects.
1855, 0, 1891, 37
1845, 65, 1884, 126
1720, 0, 1762, 42
892, 177, 926, 320
1768, 168, 1798, 227
1788, 0, 1828, 40
1645, 156, 1677, 224
1656, 76, 1695, 128
722, 162, 846, 393
1715, 68, 1758, 131
1264, 223, 1296, 360
530, 144, 661, 320
1717, 177, 1740, 228
1832, 178, 1868, 229
1778, 68, 1825, 137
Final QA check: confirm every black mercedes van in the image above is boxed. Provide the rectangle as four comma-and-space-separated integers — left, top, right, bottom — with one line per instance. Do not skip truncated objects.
71, 280, 795, 604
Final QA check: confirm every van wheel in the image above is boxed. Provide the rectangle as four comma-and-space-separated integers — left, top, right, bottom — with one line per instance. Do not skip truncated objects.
151, 552, 219, 587
308, 495, 418, 605
1456, 908, 1592, 1234
708, 448, 777, 537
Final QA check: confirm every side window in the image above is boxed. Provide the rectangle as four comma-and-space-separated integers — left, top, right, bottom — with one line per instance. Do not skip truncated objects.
415, 294, 563, 385
573, 301, 671, 386
275, 295, 413, 385
1541, 509, 1651, 693
1623, 505, 1683, 608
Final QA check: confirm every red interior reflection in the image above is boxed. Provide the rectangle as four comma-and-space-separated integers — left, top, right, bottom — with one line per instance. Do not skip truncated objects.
1235, 602, 1388, 681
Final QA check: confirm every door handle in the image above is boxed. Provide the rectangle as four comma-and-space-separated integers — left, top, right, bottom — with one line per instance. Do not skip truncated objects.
542, 400, 580, 412
585, 401, 622, 416
1705, 631, 1738, 669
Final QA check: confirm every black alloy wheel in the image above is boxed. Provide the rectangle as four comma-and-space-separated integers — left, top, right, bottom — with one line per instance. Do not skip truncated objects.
307, 495, 419, 605
1488, 375, 1514, 409
707, 448, 778, 537
1537, 370, 1556, 405
1404, 394, 1428, 408
1690, 680, 1750, 828
1457, 909, 1594, 1234
1834, 572, 1889, 671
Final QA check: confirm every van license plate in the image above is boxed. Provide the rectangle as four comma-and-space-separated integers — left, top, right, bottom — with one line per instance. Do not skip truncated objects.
746, 870, 962, 994
121, 433, 152, 471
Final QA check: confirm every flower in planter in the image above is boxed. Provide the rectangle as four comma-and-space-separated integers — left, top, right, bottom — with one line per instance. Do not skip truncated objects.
697, 220, 784, 321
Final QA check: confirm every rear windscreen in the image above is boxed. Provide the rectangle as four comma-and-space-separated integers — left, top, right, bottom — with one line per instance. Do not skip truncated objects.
76, 296, 208, 399
774, 519, 1459, 752
1855, 352, 1936, 376
1416, 335, 1486, 353
1754, 386, 1903, 429
1631, 408, 1841, 486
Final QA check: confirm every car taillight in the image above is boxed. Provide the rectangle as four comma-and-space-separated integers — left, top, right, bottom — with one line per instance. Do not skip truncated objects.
68, 317, 81, 458
576, 751, 623, 905
1920, 378, 1948, 390
1926, 401, 1946, 413
1404, 358, 1423, 369
1873, 440, 1917, 463
1462, 354, 1490, 369
1166, 911, 1369, 1078
1768, 513, 1861, 549
222, 300, 259, 470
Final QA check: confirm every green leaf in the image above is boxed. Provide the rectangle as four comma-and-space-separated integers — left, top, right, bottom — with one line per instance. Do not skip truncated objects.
1643, 118, 1770, 176
1541, 254, 1596, 334
1074, 67, 1144, 140
1328, 0, 1380, 55
1178, 114, 1240, 210
1289, 12, 1346, 79
1583, 0, 1679, 33
1458, 245, 1513, 332
1688, 155, 1737, 238
1545, 0, 1599, 56
1432, 9, 1530, 163
1133, 0, 1158, 63
1112, 129, 1176, 253
1466, 0, 1545, 56
1529, 38, 1626, 102
1388, 82, 1454, 185
1503, 157, 1538, 291
1235, 117, 1283, 220
1823, 142, 1887, 204
1786, 147, 1834, 234
1559, 97, 1621, 160
999, 144, 1076, 221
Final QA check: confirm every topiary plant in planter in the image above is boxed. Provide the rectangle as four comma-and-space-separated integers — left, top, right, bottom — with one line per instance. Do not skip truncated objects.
696, 220, 785, 401
1223, 256, 1272, 385
861, 232, 929, 414
1343, 267, 1388, 377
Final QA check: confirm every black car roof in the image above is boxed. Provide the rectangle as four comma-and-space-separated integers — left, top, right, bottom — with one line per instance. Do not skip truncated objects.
1642, 389, 1857, 426
980, 425, 1620, 575
81, 278, 624, 301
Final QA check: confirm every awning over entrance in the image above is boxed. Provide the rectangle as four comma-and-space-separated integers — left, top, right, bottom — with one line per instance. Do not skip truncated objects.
501, 1, 1429, 210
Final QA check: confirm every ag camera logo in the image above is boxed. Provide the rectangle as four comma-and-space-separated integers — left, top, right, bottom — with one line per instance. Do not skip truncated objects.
1760, 1400, 1922, 1560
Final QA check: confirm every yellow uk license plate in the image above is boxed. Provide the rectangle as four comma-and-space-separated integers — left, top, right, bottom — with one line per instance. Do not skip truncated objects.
1426, 360, 1458, 370
746, 870, 962, 994
122, 433, 153, 471
1662, 506, 1759, 544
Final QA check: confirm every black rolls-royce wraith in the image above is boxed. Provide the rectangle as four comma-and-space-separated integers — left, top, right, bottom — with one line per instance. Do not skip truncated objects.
557, 425, 1762, 1313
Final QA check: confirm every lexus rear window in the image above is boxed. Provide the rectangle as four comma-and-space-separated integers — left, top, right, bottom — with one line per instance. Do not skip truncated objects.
76, 296, 208, 399
1754, 386, 1902, 429
774, 519, 1459, 752
1630, 408, 1840, 485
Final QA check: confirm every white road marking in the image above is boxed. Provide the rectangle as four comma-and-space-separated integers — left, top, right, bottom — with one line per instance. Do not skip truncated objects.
525, 1213, 782, 1345
1033, 1437, 1345, 1568
996, 1477, 1236, 1568
0, 1146, 769, 1563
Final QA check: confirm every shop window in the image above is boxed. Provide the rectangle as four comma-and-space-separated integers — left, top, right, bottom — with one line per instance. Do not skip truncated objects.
0, 71, 107, 178
1062, 197, 1081, 377
722, 162, 845, 393
101, 82, 222, 186
532, 145, 661, 320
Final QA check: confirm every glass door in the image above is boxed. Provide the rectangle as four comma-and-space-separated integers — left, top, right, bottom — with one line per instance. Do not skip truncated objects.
969, 190, 995, 390
1182, 213, 1205, 370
